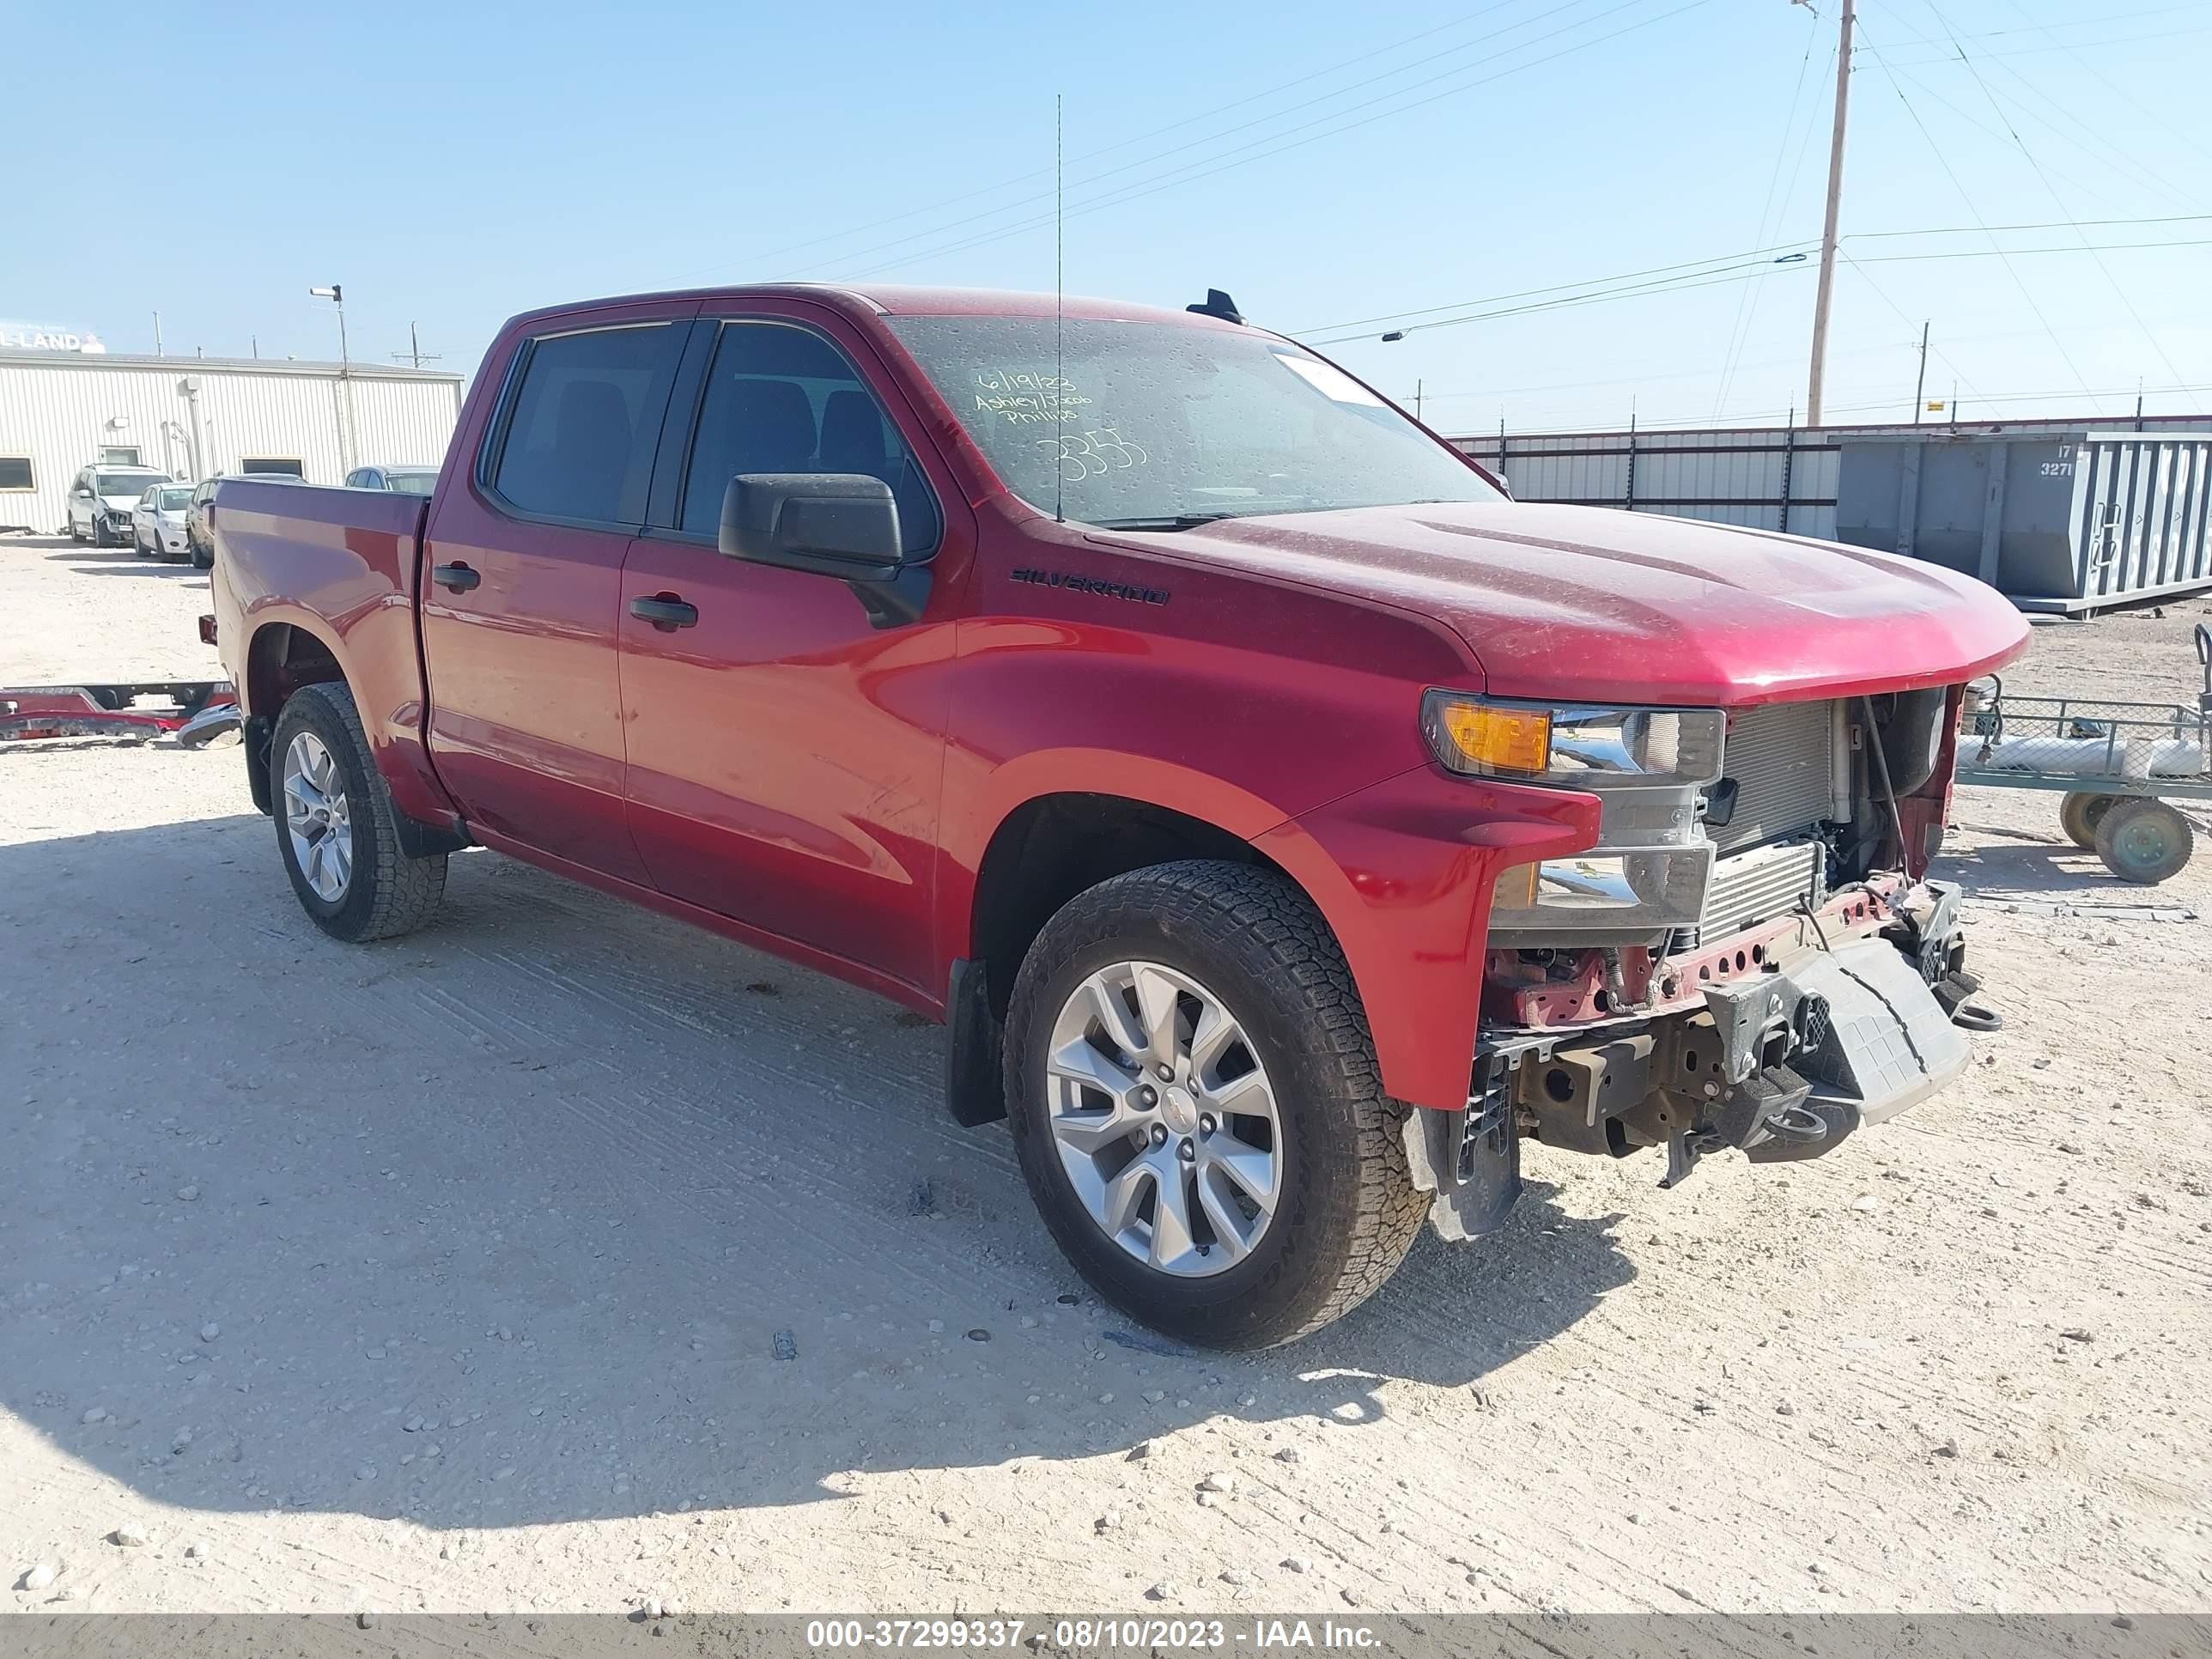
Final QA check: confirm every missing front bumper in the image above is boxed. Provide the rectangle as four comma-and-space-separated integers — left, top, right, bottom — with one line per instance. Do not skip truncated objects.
1410, 889, 1981, 1231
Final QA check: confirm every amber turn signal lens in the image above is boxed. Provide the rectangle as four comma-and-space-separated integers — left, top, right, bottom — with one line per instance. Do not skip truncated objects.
1435, 701, 1551, 775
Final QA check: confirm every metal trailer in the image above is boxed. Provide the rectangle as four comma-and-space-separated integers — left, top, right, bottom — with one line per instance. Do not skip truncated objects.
1834, 430, 2212, 614
1952, 625, 2212, 883
1450, 416, 2212, 613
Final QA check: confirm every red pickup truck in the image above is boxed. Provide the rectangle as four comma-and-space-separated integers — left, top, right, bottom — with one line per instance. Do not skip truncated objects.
209, 283, 2027, 1346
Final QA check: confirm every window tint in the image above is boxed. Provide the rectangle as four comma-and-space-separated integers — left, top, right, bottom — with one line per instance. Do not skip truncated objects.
493, 324, 683, 526
0, 457, 32, 491
678, 322, 939, 550
240, 458, 304, 477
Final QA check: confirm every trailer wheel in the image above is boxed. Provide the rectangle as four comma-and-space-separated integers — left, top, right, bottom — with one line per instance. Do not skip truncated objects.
270, 681, 448, 940
1003, 860, 1426, 1349
2094, 798, 2192, 884
2058, 791, 2118, 849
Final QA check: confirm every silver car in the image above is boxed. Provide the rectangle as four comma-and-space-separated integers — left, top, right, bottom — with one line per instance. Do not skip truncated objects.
69, 465, 174, 545
131, 482, 197, 562
344, 464, 440, 495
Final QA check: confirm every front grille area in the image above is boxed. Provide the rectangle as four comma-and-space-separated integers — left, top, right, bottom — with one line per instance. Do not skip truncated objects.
1713, 699, 1842, 853
1695, 838, 1826, 940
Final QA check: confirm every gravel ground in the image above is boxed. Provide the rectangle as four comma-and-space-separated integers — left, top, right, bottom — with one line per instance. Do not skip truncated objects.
3, 532, 2209, 1619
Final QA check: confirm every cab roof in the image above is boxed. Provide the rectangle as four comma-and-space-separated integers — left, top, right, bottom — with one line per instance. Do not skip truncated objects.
502, 283, 1255, 336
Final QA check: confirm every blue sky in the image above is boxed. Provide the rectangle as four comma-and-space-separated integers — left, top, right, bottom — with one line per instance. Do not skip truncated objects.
9, 0, 2208, 432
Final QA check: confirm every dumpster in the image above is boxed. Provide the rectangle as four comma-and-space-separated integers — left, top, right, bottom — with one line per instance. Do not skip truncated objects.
1833, 430, 2212, 613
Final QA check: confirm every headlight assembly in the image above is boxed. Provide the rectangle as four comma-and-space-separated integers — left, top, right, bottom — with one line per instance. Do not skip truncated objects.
1423, 693, 1727, 939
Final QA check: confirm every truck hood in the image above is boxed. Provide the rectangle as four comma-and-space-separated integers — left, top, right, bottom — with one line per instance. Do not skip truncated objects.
1109, 501, 2029, 706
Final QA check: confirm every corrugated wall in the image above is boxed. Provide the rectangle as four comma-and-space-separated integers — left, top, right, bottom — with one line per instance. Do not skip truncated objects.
0, 355, 463, 532
1455, 414, 2209, 544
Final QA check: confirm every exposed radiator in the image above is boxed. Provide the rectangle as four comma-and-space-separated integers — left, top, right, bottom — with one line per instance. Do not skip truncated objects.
1713, 699, 1843, 853
1696, 838, 1826, 941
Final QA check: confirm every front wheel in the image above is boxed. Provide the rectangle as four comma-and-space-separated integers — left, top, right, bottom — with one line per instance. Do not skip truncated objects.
1004, 860, 1425, 1349
270, 681, 447, 940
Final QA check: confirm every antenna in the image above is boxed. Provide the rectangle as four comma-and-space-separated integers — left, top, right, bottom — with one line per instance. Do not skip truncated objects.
1054, 91, 1065, 526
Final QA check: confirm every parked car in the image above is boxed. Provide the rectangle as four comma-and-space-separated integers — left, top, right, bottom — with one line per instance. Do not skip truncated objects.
68, 465, 173, 545
131, 482, 196, 561
185, 471, 305, 568
345, 465, 440, 495
207, 282, 2029, 1347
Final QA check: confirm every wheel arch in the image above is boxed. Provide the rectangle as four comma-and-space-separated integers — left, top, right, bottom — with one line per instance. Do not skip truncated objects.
939, 761, 1402, 1127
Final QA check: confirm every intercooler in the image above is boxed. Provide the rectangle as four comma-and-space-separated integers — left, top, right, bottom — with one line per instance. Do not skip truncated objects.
1696, 838, 1826, 939
1711, 699, 1847, 854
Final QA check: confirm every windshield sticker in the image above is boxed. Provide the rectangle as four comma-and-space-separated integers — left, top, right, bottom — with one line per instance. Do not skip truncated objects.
1273, 351, 1386, 407
1033, 428, 1151, 482
973, 368, 1095, 426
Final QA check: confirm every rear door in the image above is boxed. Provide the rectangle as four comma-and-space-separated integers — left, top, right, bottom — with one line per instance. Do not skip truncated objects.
617, 308, 958, 993
419, 301, 696, 883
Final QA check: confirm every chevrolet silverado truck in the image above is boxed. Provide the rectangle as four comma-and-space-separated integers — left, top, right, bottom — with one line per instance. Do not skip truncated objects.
209, 283, 2028, 1347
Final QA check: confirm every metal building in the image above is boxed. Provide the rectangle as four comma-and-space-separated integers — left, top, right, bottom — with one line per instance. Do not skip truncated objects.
0, 351, 464, 534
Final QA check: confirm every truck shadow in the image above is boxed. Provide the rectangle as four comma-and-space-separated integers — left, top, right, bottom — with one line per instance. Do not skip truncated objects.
0, 800, 1633, 1534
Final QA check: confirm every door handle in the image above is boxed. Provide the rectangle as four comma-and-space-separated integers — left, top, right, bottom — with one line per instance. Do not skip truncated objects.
431, 562, 481, 593
629, 592, 699, 630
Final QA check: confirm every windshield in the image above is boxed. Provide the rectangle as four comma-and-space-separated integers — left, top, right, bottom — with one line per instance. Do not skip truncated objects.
387, 470, 438, 495
885, 315, 1500, 526
99, 472, 164, 495
155, 486, 191, 511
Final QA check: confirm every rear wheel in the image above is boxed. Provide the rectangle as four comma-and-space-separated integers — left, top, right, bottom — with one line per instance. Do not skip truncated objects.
2094, 797, 2193, 884
270, 681, 447, 940
1004, 860, 1425, 1349
2058, 790, 2118, 849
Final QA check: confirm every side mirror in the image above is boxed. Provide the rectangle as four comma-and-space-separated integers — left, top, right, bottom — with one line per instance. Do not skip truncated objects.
718, 473, 930, 629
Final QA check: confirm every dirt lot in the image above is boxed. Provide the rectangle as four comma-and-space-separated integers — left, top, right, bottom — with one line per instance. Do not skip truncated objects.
3, 532, 2209, 1618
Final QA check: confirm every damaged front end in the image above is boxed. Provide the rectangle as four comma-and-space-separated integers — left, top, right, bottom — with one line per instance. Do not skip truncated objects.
1407, 686, 1993, 1239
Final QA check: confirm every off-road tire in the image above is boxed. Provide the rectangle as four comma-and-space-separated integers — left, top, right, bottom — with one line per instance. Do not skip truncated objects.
270, 681, 448, 941
1004, 860, 1427, 1349
2058, 790, 2117, 850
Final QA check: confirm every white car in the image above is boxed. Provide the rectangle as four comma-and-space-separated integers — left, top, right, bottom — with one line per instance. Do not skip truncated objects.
131, 482, 197, 562
68, 465, 173, 545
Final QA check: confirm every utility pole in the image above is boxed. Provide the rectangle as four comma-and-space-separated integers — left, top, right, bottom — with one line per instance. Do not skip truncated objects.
153, 311, 163, 357
1414, 379, 1424, 424
1911, 319, 1929, 423
388, 322, 443, 370
1804, 0, 1855, 428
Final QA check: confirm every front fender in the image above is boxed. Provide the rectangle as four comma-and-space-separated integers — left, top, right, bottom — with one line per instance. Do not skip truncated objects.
1257, 764, 1601, 1110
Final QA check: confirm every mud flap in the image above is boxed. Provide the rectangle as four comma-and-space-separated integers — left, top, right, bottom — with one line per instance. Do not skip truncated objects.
1402, 1054, 1522, 1241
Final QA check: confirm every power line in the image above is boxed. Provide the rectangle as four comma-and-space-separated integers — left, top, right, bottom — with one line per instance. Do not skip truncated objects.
1921, 0, 2191, 392
1855, 19, 2101, 407
836, 0, 1719, 281
1869, 20, 2212, 71
674, 0, 1546, 283
1292, 238, 1819, 335
1711, 24, 1824, 418
803, 0, 1605, 281
1858, 236, 2212, 261
1305, 258, 1815, 345
1853, 212, 2212, 239
1291, 227, 2206, 345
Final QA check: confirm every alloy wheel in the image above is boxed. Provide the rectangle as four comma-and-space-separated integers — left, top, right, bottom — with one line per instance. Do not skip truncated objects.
1044, 960, 1284, 1277
282, 730, 354, 902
